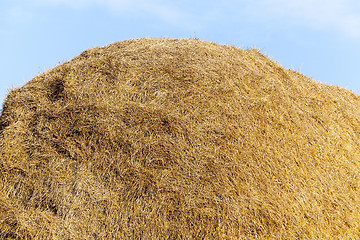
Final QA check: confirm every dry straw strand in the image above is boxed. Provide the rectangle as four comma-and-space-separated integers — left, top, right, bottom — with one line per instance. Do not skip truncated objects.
1, 38, 360, 239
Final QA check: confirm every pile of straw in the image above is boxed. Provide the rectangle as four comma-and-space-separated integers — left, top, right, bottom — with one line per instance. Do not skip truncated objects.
1, 38, 360, 239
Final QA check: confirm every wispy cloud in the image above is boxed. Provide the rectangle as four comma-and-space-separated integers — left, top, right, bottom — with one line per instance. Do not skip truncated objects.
1, 5, 34, 23
6, 0, 360, 38
248, 0, 360, 38
34, 0, 135, 10
33, 0, 192, 27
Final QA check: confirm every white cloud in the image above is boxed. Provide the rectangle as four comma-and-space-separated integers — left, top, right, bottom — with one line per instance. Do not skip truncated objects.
33, 0, 191, 27
34, 0, 132, 9
1, 5, 34, 22
250, 0, 360, 38
341, 14, 360, 38
8, 0, 360, 38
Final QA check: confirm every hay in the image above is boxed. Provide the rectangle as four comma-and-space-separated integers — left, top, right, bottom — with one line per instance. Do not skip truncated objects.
1, 38, 360, 239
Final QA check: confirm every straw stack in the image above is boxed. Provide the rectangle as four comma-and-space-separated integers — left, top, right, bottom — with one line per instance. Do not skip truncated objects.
1, 38, 360, 239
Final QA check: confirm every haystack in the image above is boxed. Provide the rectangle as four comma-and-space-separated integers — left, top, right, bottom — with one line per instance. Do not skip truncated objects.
1, 38, 360, 239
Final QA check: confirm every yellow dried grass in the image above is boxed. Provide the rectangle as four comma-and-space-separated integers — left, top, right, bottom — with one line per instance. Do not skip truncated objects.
1, 38, 360, 239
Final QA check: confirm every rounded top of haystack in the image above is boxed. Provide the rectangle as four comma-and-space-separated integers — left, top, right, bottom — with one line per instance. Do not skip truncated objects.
1, 38, 360, 239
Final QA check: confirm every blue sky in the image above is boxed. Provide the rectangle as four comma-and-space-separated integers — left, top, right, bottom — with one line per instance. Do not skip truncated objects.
1, 0, 360, 104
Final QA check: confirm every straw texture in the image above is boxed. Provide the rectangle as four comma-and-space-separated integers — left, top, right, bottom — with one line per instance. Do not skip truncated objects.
1, 38, 360, 239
